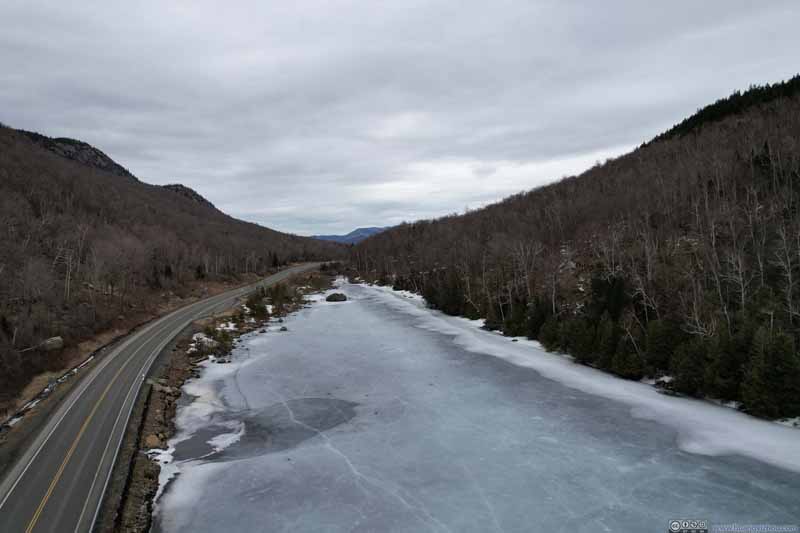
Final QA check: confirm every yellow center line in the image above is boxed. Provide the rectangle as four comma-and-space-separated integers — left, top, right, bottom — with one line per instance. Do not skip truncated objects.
25, 335, 148, 533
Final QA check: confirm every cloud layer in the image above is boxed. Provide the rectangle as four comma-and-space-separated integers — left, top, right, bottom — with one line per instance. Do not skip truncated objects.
2, 0, 798, 234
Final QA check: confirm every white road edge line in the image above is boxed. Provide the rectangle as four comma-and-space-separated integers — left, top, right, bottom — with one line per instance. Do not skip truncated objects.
79, 297, 225, 532
74, 314, 185, 532
0, 313, 173, 512
85, 266, 309, 532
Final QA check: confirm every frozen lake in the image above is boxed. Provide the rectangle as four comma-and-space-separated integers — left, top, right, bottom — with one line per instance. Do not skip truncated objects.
153, 282, 800, 533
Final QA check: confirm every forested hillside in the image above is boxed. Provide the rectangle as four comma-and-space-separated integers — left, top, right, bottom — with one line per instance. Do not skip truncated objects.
0, 125, 341, 407
354, 76, 800, 419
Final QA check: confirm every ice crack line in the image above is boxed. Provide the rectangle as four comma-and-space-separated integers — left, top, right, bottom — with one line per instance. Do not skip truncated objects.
268, 388, 451, 533
399, 394, 505, 533
460, 464, 505, 533
232, 365, 251, 410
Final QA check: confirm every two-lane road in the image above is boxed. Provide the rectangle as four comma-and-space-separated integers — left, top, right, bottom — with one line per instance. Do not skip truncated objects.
0, 264, 318, 533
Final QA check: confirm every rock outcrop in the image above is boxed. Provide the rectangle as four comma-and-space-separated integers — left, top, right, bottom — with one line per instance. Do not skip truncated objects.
143, 434, 163, 449
40, 337, 64, 352
162, 184, 217, 210
20, 130, 137, 180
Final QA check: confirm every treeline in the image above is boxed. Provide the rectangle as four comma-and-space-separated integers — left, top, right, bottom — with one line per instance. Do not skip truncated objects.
656, 74, 800, 141
0, 125, 342, 407
354, 77, 800, 420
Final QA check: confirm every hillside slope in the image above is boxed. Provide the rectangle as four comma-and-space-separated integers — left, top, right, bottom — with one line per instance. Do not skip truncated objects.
354, 76, 800, 419
0, 125, 342, 407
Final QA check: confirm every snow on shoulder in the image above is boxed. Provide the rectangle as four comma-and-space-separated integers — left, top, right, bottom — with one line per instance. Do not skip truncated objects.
364, 283, 800, 474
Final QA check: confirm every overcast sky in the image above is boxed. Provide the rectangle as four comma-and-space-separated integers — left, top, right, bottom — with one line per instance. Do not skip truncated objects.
2, 1, 798, 235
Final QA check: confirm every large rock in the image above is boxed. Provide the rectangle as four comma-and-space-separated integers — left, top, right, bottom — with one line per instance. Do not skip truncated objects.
40, 336, 64, 351
144, 434, 163, 449
326, 293, 347, 302
150, 382, 177, 395
191, 332, 219, 349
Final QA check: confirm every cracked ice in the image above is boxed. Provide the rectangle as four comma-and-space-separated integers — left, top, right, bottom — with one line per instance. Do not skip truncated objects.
153, 283, 800, 533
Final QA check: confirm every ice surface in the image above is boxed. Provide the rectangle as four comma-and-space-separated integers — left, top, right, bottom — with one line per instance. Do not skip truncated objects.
153, 282, 800, 533
367, 284, 800, 473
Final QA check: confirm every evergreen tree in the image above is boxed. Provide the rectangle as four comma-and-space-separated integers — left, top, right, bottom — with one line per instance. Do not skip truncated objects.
483, 296, 502, 331
742, 326, 773, 417
671, 339, 706, 395
503, 295, 529, 336
645, 319, 675, 372
563, 317, 597, 364
441, 276, 462, 316
595, 311, 617, 369
612, 336, 644, 379
587, 276, 628, 322
769, 331, 800, 417
744, 328, 800, 418
538, 316, 561, 351
525, 297, 550, 340
702, 332, 744, 401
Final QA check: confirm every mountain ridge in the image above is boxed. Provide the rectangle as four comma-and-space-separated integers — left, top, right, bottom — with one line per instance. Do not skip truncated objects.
313, 226, 387, 244
18, 128, 138, 181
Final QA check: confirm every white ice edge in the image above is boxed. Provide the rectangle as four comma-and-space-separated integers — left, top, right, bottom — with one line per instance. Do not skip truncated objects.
362, 282, 800, 474
148, 445, 178, 502
207, 422, 245, 453
152, 353, 253, 504
159, 279, 346, 488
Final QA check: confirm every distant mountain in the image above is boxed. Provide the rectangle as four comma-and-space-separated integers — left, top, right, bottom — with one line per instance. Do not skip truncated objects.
314, 227, 387, 244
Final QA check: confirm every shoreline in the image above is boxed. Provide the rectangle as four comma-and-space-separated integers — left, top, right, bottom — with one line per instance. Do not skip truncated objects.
361, 280, 800, 431
115, 278, 800, 532
105, 270, 337, 532
0, 272, 278, 490
364, 281, 800, 474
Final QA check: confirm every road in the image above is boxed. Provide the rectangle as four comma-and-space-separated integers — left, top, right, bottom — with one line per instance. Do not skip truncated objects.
0, 264, 318, 533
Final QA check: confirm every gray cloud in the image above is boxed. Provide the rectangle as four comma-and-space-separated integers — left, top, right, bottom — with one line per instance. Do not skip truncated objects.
2, 0, 798, 234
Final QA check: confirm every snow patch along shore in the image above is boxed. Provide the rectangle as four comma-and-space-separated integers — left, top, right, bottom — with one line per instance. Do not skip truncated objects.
150, 351, 253, 502
364, 283, 800, 474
